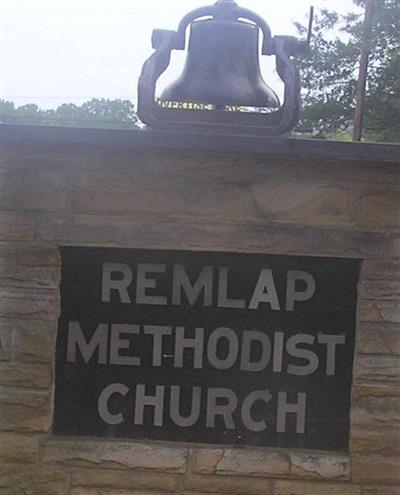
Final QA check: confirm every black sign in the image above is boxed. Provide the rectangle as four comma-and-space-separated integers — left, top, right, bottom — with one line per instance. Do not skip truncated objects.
54, 247, 359, 451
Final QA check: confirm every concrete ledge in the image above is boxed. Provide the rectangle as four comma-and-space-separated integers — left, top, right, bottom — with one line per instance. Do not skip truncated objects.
1, 124, 399, 165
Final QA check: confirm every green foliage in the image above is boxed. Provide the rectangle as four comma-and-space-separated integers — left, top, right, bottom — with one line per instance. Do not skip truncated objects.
295, 0, 400, 142
0, 98, 141, 129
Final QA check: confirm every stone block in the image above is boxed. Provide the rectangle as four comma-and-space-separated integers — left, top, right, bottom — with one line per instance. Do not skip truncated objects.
274, 480, 361, 495
72, 170, 257, 223
316, 228, 387, 259
352, 455, 400, 483
0, 287, 59, 321
359, 301, 400, 323
389, 235, 400, 258
359, 281, 400, 301
5, 318, 58, 363
183, 492, 233, 495
37, 214, 156, 246
191, 449, 224, 474
144, 151, 399, 187
353, 355, 400, 383
0, 362, 52, 389
0, 433, 40, 463
38, 214, 320, 254
183, 474, 271, 494
357, 323, 400, 355
2, 149, 59, 169
351, 426, 400, 455
0, 463, 68, 495
37, 209, 387, 258
212, 449, 289, 477
0, 244, 60, 289
71, 468, 178, 491
71, 490, 101, 495
71, 490, 171, 495
351, 385, 400, 427
361, 260, 400, 280
44, 439, 188, 473
363, 485, 400, 495
0, 321, 12, 360
0, 387, 52, 432
4, 147, 146, 174
2, 167, 67, 212
37, 213, 386, 259
288, 452, 350, 480
358, 187, 400, 230
145, 151, 241, 177
0, 212, 34, 241
251, 182, 354, 227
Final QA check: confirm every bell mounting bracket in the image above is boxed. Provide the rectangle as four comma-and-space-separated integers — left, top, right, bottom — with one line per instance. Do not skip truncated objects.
138, 0, 312, 136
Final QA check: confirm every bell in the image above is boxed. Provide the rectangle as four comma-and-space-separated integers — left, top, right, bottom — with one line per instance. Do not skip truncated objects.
161, 16, 280, 108
138, 0, 312, 135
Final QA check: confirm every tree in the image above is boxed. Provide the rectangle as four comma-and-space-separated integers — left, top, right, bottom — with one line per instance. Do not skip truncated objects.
0, 98, 141, 129
295, 0, 400, 143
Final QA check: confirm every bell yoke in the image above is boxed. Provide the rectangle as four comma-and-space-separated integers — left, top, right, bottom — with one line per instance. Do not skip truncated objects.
138, 0, 312, 136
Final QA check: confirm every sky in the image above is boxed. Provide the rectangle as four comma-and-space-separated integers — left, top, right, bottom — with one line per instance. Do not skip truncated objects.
1, 0, 361, 109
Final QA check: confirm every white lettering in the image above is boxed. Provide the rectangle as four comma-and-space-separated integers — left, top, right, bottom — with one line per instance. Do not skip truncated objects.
207, 327, 239, 370
206, 388, 237, 429
241, 390, 272, 432
109, 324, 140, 366
67, 321, 108, 364
318, 333, 345, 375
170, 385, 201, 427
172, 264, 213, 306
240, 331, 271, 372
101, 263, 132, 303
249, 269, 280, 310
272, 331, 285, 373
217, 267, 246, 309
286, 334, 319, 376
286, 271, 316, 311
134, 384, 165, 426
136, 264, 167, 305
144, 325, 172, 366
277, 392, 307, 434
98, 383, 129, 425
174, 327, 204, 369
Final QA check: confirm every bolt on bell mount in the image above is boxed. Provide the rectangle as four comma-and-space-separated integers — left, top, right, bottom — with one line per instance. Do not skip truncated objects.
138, 0, 313, 136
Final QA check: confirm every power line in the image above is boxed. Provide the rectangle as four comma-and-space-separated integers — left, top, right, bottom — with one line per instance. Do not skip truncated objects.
1, 115, 140, 125
4, 96, 136, 99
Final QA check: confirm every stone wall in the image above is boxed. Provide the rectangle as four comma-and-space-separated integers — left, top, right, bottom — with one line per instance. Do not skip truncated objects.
1, 125, 399, 495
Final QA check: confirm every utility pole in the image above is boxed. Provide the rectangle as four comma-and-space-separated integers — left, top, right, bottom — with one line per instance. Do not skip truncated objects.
353, 0, 375, 142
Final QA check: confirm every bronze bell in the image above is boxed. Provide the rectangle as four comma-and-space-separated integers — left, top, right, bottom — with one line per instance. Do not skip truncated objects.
161, 16, 280, 108
138, 0, 313, 136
